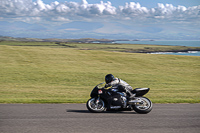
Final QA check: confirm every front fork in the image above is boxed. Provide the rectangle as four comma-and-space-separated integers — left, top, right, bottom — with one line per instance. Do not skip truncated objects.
95, 96, 100, 104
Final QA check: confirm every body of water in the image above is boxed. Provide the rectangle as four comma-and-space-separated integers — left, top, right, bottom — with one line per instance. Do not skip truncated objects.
115, 40, 200, 56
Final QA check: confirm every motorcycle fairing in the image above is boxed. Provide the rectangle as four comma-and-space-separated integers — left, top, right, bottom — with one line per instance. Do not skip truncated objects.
90, 86, 124, 108
110, 93, 124, 107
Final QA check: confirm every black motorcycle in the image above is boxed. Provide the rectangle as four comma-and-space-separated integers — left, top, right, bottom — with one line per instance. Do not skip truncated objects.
86, 82, 153, 114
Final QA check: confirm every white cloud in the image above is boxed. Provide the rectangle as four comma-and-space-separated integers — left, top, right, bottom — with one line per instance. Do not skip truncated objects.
119, 2, 149, 15
51, 16, 70, 22
0, 0, 199, 40
0, 0, 199, 23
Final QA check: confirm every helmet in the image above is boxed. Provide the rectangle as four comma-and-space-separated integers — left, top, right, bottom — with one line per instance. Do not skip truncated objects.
105, 74, 115, 84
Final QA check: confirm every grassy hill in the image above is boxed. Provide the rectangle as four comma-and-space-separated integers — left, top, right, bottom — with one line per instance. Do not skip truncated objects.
0, 41, 199, 103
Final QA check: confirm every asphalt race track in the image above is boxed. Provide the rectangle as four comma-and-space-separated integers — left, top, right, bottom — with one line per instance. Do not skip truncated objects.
0, 104, 199, 133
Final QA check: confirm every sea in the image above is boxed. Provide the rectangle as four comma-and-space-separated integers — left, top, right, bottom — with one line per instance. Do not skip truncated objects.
115, 40, 200, 56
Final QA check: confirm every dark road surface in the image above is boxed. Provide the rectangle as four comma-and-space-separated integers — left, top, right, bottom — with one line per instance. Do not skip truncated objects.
0, 104, 199, 133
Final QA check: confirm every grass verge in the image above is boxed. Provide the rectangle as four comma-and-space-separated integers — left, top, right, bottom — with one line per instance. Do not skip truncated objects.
0, 41, 199, 103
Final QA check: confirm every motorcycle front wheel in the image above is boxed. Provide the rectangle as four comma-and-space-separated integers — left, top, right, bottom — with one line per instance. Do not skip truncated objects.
86, 98, 106, 113
133, 97, 153, 114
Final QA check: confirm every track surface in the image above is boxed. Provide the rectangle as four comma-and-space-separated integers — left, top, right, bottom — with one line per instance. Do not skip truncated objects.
0, 104, 199, 133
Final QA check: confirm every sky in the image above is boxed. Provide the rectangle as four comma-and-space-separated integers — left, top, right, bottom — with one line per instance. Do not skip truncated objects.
0, 0, 200, 40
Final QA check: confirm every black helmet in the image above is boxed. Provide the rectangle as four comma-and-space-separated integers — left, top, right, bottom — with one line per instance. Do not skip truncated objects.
105, 74, 115, 84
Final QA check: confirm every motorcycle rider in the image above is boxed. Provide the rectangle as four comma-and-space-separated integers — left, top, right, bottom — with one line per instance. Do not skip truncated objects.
104, 74, 135, 99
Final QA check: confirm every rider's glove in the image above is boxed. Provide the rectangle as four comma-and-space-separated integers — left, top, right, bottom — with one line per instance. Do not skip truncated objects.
105, 84, 110, 88
105, 84, 108, 88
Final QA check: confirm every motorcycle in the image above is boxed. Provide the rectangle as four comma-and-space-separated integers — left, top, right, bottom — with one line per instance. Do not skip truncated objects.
86, 82, 153, 114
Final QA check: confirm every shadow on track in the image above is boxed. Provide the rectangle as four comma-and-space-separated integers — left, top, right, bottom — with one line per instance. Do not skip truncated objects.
66, 109, 137, 114
67, 109, 90, 113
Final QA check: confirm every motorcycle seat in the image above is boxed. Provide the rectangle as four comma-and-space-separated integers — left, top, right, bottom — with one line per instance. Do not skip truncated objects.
134, 88, 149, 92
131, 88, 150, 96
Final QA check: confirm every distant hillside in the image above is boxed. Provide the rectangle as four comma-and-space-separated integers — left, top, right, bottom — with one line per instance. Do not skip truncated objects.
0, 36, 118, 43
0, 36, 44, 42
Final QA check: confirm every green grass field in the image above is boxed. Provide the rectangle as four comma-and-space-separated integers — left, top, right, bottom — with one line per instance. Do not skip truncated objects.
0, 41, 199, 103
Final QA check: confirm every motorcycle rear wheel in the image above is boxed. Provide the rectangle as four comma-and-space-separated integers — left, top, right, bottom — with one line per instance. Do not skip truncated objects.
86, 98, 106, 113
133, 97, 153, 114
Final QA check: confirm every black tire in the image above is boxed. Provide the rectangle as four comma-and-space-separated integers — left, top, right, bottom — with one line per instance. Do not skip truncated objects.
133, 97, 153, 114
86, 98, 106, 113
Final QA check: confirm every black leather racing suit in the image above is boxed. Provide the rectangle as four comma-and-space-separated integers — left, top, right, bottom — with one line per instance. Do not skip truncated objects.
105, 78, 133, 97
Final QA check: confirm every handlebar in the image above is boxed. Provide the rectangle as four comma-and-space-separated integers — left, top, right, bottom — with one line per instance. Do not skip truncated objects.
96, 82, 106, 89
